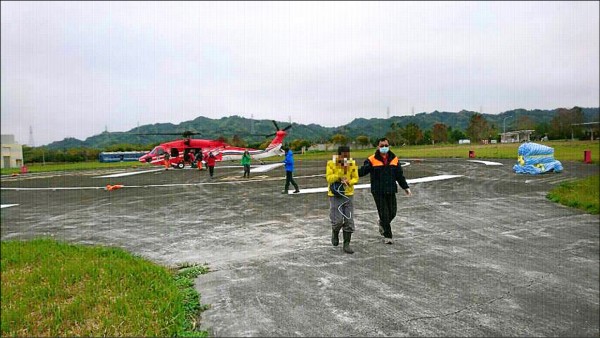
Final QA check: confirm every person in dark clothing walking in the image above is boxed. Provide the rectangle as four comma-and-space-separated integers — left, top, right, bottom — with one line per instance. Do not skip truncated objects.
358, 137, 412, 244
282, 147, 300, 194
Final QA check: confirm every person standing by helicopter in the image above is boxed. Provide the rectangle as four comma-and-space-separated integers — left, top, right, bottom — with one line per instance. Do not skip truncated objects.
163, 152, 171, 170
196, 149, 203, 171
282, 147, 300, 194
187, 151, 195, 167
241, 149, 251, 178
205, 152, 216, 178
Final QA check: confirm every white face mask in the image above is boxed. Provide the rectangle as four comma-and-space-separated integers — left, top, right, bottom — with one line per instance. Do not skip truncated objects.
379, 146, 389, 154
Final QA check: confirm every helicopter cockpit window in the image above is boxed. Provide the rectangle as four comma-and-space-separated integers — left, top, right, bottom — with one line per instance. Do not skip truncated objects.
156, 147, 165, 156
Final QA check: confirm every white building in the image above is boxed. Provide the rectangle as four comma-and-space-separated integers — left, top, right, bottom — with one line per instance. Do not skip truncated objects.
1, 135, 24, 169
500, 130, 535, 143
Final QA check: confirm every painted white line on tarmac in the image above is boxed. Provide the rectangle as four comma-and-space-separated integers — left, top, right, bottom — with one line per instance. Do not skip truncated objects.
467, 160, 503, 166
0, 174, 324, 191
408, 174, 464, 183
1, 204, 19, 208
288, 174, 464, 194
94, 168, 165, 178
0, 174, 459, 192
251, 162, 285, 173
216, 163, 284, 172
1, 186, 106, 191
138, 162, 284, 172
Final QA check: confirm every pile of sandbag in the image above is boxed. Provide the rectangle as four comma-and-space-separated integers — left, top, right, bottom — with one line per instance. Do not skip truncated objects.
512, 142, 563, 174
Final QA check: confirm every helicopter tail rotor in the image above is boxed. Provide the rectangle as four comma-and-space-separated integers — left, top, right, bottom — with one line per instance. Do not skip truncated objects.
254, 121, 292, 138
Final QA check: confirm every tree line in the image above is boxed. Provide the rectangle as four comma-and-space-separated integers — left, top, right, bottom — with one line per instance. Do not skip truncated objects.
23, 107, 595, 163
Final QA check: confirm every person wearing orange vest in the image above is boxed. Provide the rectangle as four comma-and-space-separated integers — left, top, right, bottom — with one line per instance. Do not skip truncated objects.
196, 149, 203, 170
358, 137, 412, 244
326, 146, 359, 254
163, 152, 171, 170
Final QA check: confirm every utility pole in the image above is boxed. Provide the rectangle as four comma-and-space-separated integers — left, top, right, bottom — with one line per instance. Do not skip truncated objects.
503, 116, 512, 134
503, 115, 512, 143
28, 125, 34, 147
387, 107, 390, 119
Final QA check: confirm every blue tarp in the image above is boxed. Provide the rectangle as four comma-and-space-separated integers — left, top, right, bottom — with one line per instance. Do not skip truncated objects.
512, 142, 563, 174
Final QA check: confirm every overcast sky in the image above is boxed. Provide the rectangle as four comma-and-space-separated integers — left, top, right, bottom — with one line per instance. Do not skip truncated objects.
1, 1, 599, 146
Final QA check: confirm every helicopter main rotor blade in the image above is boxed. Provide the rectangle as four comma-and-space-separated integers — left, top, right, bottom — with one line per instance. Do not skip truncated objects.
132, 130, 201, 137
181, 130, 200, 138
272, 120, 280, 131
282, 124, 292, 131
133, 133, 183, 136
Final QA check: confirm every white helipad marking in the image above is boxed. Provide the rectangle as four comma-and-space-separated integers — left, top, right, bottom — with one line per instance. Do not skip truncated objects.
1, 187, 106, 191
192, 163, 282, 172
1, 204, 19, 208
289, 174, 464, 194
251, 162, 284, 173
468, 160, 503, 166
0, 174, 323, 191
408, 174, 464, 183
94, 168, 165, 178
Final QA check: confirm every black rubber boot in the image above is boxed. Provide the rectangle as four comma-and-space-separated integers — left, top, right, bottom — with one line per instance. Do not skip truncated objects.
343, 232, 354, 254
331, 228, 340, 246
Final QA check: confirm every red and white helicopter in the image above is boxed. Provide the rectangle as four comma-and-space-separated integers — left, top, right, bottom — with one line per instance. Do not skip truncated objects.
138, 121, 291, 169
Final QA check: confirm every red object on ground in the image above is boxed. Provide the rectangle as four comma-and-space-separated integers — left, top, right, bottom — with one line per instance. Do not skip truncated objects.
106, 184, 124, 191
584, 150, 592, 164
468, 150, 475, 158
20, 166, 28, 174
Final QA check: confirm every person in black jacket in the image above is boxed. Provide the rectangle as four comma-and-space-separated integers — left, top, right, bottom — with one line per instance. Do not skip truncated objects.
358, 137, 412, 244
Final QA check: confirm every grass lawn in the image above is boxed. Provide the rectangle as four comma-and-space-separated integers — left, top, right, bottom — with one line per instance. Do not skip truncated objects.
1, 161, 141, 175
297, 140, 599, 162
547, 175, 600, 214
1, 239, 209, 337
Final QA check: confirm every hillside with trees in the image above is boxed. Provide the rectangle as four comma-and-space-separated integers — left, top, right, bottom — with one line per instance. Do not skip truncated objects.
29, 107, 597, 163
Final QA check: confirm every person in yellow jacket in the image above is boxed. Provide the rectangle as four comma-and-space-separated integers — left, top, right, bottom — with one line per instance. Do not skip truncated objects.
326, 145, 359, 254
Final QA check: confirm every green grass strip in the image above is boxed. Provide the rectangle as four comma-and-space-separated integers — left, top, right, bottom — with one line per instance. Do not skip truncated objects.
1, 161, 140, 175
547, 175, 600, 214
1, 239, 209, 337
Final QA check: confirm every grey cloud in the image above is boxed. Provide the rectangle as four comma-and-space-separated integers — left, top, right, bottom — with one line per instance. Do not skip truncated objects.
1, 1, 598, 146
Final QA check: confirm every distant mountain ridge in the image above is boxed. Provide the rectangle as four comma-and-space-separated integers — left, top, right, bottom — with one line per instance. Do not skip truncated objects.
45, 107, 599, 149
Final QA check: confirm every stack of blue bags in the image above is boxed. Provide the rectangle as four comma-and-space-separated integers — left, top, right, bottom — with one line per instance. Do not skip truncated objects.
512, 142, 563, 174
